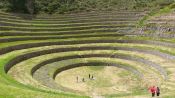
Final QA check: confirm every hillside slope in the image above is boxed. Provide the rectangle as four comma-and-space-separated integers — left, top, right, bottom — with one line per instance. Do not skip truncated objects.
0, 0, 174, 14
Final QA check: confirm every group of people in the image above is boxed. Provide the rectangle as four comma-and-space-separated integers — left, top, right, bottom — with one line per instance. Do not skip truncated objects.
88, 74, 94, 80
76, 74, 94, 83
77, 75, 161, 97
149, 86, 160, 97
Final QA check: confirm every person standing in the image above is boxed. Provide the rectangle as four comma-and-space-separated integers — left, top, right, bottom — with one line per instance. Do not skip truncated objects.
156, 87, 160, 97
91, 75, 94, 80
76, 76, 78, 83
149, 86, 156, 97
82, 78, 85, 82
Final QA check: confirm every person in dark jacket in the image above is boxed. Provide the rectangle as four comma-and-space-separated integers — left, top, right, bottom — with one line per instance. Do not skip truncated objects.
76, 76, 79, 83
156, 87, 160, 96
89, 74, 91, 79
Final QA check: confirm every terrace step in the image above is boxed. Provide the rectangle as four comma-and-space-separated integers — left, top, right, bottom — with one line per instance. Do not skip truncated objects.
1, 9, 175, 98
0, 21, 136, 27
0, 25, 132, 32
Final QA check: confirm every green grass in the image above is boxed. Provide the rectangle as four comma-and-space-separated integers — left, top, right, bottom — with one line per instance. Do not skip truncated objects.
8, 50, 153, 82
88, 66, 105, 71
4, 40, 174, 96
1, 36, 175, 59
137, 2, 175, 27
1, 7, 175, 97
0, 39, 174, 97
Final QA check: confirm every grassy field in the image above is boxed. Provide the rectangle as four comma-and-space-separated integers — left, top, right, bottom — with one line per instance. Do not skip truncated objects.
0, 6, 175, 98
55, 66, 141, 96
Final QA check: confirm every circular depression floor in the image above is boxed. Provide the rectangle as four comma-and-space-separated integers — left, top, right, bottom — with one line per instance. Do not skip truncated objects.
55, 66, 144, 96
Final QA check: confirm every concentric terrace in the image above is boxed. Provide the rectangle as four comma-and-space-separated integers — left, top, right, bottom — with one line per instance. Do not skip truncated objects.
1, 6, 175, 98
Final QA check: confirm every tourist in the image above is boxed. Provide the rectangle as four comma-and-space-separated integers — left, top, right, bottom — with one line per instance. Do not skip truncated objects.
91, 75, 94, 80
76, 76, 79, 83
89, 74, 91, 79
82, 78, 85, 82
156, 86, 160, 97
149, 86, 156, 97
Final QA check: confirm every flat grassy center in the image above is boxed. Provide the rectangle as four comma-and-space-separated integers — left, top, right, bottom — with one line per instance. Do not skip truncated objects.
55, 66, 141, 96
